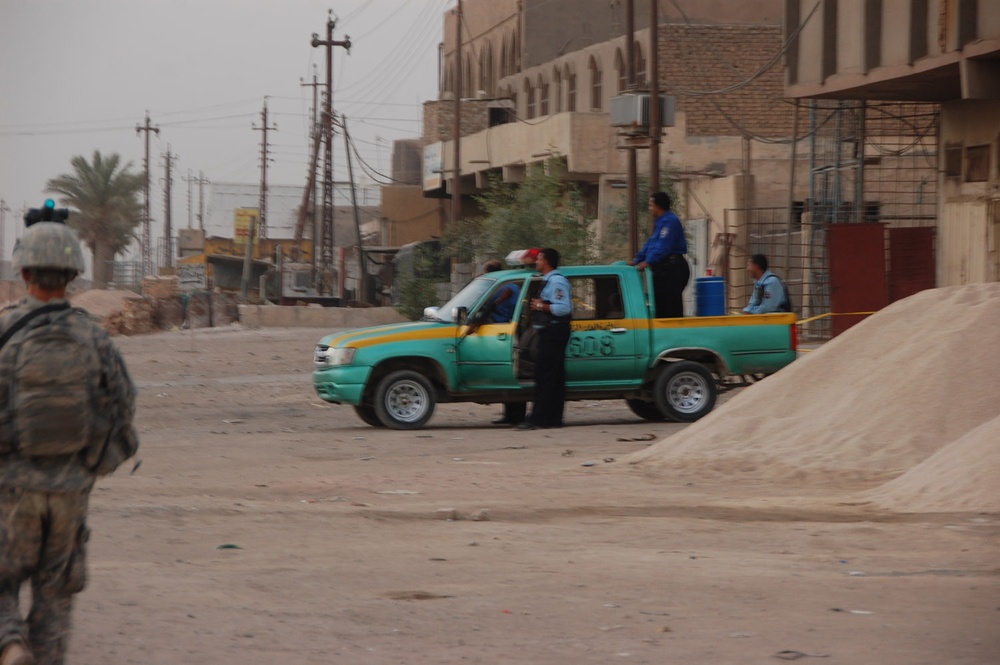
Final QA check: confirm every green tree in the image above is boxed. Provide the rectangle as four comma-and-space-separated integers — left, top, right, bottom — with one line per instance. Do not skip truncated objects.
45, 150, 145, 288
443, 157, 595, 266
395, 243, 446, 320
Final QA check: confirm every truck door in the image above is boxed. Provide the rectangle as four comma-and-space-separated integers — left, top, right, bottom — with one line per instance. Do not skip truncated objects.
564, 275, 639, 387
455, 278, 524, 390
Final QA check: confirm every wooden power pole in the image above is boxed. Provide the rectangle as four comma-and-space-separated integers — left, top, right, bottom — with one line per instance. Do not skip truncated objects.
311, 12, 351, 296
451, 0, 463, 232
135, 112, 159, 277
253, 98, 277, 241
162, 146, 176, 269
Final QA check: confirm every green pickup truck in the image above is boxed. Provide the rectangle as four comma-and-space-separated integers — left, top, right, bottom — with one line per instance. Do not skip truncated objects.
313, 264, 797, 429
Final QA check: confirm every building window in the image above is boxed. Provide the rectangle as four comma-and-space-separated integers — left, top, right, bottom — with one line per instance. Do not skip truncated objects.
566, 67, 577, 112
553, 67, 562, 113
538, 75, 549, 116
965, 145, 990, 182
481, 43, 494, 96
524, 79, 535, 119
944, 144, 962, 178
635, 42, 646, 87
589, 57, 602, 110
462, 56, 476, 99
615, 48, 627, 93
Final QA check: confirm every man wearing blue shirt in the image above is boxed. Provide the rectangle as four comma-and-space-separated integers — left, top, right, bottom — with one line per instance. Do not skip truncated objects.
630, 191, 690, 318
517, 248, 572, 430
742, 254, 790, 314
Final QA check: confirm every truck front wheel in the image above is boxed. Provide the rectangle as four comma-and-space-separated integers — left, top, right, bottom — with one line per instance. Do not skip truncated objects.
654, 361, 717, 422
373, 370, 436, 429
626, 398, 670, 422
353, 404, 385, 427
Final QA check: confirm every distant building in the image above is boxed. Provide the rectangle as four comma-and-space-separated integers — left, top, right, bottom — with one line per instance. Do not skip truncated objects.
784, 0, 1000, 287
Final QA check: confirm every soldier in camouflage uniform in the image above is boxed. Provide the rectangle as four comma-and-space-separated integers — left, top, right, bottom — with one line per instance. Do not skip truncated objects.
0, 221, 139, 665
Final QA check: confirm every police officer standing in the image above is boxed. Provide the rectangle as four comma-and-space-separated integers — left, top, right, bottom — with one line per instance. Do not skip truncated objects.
517, 248, 572, 430
630, 191, 690, 318
0, 217, 139, 665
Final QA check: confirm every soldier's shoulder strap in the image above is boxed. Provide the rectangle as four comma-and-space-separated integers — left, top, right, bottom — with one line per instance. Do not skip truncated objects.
0, 302, 72, 352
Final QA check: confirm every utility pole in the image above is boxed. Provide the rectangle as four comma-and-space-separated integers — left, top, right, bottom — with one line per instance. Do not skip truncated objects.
451, 0, 463, 232
162, 146, 176, 269
184, 169, 194, 228
649, 0, 661, 194
136, 111, 160, 277
197, 171, 209, 231
253, 98, 277, 241
183, 170, 210, 231
341, 114, 367, 303
299, 66, 323, 282
312, 12, 351, 297
626, 0, 638, 258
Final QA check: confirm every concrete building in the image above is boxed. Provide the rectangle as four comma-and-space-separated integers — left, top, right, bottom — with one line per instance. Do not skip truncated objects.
377, 0, 815, 312
784, 0, 1000, 287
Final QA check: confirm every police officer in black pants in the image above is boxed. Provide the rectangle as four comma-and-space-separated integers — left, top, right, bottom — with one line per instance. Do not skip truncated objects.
629, 191, 690, 318
517, 248, 573, 430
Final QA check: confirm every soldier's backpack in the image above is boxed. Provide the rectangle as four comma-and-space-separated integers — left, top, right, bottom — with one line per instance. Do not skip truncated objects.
0, 303, 112, 459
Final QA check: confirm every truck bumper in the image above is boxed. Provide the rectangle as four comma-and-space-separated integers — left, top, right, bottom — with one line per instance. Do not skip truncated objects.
313, 365, 372, 405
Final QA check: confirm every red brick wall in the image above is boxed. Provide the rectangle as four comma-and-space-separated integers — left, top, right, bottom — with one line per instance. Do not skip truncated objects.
659, 24, 795, 138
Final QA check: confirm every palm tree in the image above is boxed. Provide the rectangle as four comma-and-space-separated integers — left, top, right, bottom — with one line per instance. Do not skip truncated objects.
46, 150, 145, 289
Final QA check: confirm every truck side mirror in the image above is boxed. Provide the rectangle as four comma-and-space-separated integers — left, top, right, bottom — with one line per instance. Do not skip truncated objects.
454, 306, 468, 326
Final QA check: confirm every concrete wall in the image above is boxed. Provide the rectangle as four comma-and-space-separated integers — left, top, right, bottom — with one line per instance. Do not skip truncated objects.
379, 185, 444, 246
238, 305, 408, 329
938, 100, 1000, 285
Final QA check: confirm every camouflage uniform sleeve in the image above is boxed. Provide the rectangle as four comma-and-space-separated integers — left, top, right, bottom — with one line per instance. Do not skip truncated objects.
89, 322, 140, 476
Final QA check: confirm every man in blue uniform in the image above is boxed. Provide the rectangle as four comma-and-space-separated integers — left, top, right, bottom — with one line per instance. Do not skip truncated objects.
482, 260, 520, 324
742, 254, 790, 314
630, 191, 690, 318
482, 260, 527, 425
517, 248, 572, 430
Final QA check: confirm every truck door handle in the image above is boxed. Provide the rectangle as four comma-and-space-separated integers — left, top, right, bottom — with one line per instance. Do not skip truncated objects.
497, 332, 508, 340
610, 327, 628, 334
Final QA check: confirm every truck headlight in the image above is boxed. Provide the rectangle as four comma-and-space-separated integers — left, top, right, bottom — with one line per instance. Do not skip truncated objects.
314, 345, 357, 368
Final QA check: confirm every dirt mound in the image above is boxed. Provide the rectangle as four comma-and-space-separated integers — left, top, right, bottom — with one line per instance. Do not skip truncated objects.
626, 282, 1000, 511
862, 413, 1000, 513
71, 289, 157, 335
71, 289, 145, 319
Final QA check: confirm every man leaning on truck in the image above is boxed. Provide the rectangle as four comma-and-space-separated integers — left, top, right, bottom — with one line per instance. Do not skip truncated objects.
517, 248, 572, 430
629, 191, 690, 318
742, 254, 790, 314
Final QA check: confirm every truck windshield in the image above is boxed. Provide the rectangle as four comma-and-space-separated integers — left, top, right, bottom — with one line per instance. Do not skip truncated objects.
427, 276, 497, 322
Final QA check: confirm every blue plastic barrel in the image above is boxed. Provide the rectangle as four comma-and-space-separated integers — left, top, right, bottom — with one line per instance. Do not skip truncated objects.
694, 276, 726, 316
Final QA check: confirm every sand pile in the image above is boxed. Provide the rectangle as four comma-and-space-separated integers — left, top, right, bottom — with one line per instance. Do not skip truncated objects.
626, 282, 1000, 512
71, 289, 146, 319
71, 289, 155, 335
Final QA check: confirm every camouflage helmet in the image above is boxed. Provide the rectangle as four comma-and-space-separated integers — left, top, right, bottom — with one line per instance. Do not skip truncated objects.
13, 222, 86, 273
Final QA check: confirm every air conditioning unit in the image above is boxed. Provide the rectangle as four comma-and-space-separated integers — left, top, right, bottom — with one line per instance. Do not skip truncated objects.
610, 93, 676, 129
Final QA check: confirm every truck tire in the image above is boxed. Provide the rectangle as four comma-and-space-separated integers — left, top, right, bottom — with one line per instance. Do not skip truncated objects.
625, 398, 670, 422
653, 361, 717, 422
373, 370, 436, 429
353, 404, 385, 427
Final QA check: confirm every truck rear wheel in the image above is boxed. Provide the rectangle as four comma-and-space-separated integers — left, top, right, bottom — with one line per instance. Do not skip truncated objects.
353, 404, 385, 427
654, 361, 717, 422
625, 398, 670, 422
373, 370, 436, 429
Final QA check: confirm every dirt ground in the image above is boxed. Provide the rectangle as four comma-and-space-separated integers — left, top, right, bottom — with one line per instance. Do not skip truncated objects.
64, 326, 998, 664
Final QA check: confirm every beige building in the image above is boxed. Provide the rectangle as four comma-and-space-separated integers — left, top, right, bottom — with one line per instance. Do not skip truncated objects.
785, 0, 1000, 286
375, 0, 813, 309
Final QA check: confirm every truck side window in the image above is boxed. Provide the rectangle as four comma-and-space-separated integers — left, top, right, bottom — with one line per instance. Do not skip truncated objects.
568, 276, 624, 320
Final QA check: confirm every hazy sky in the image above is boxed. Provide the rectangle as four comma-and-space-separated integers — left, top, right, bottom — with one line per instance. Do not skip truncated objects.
0, 0, 448, 259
